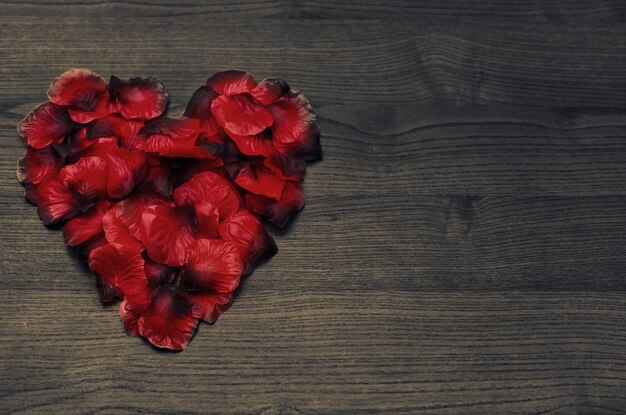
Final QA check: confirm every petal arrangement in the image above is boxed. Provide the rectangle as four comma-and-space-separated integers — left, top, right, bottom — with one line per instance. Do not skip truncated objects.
16, 69, 321, 350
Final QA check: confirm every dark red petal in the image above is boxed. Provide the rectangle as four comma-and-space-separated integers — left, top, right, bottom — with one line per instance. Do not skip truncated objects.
269, 91, 322, 161
264, 151, 306, 181
139, 204, 197, 267
206, 70, 257, 96
63, 200, 111, 246
173, 171, 240, 218
48, 68, 108, 110
17, 103, 73, 149
234, 162, 285, 201
104, 147, 147, 199
69, 136, 119, 161
24, 183, 39, 204
118, 120, 145, 150
211, 94, 273, 136
184, 86, 222, 137
144, 257, 177, 287
186, 291, 233, 323
36, 176, 82, 225
172, 158, 225, 185
59, 156, 108, 200
251, 78, 290, 105
194, 202, 220, 239
79, 232, 108, 259
17, 146, 65, 185
227, 131, 274, 157
109, 75, 169, 121
219, 210, 277, 274
119, 294, 151, 336
115, 191, 173, 240
67, 90, 114, 124
88, 243, 148, 298
138, 286, 199, 350
143, 157, 173, 197
140, 116, 212, 158
245, 181, 305, 228
182, 238, 243, 293
102, 205, 144, 253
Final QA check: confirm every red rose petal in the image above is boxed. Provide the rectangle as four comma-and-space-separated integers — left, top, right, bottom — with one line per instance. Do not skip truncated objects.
186, 291, 233, 323
227, 131, 274, 157
184, 86, 222, 137
245, 181, 305, 228
194, 202, 220, 239
140, 116, 213, 159
48, 68, 108, 111
144, 257, 177, 287
182, 238, 243, 293
115, 191, 173, 240
102, 205, 144, 253
59, 156, 108, 200
67, 90, 113, 124
63, 200, 111, 246
173, 171, 241, 218
211, 94, 274, 136
36, 176, 83, 225
17, 146, 65, 185
206, 70, 257, 96
137, 286, 199, 350
234, 161, 285, 201
269, 91, 322, 161
104, 147, 147, 199
219, 210, 277, 274
109, 75, 169, 121
251, 78, 290, 105
89, 243, 148, 299
139, 204, 197, 267
17, 103, 73, 149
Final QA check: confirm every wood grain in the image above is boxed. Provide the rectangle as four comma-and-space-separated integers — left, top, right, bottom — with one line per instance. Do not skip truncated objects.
1, 1, 626, 414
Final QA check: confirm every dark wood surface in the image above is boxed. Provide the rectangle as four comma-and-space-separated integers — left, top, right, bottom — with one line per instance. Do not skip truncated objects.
2, 1, 626, 414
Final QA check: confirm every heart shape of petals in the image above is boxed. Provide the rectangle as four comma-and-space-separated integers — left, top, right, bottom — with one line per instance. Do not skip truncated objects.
16, 68, 321, 350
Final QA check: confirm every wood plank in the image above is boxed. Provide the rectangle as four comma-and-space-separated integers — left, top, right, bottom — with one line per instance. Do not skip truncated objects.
2, 0, 626, 22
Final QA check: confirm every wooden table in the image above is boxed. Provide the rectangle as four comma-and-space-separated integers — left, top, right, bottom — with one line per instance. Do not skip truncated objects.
2, 1, 626, 413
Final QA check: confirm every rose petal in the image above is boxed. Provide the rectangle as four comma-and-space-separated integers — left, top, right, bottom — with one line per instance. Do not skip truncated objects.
184, 86, 222, 137
227, 131, 274, 157
251, 77, 290, 105
104, 147, 147, 199
194, 202, 220, 239
186, 291, 233, 323
211, 94, 273, 136
206, 70, 257, 96
138, 286, 199, 350
17, 146, 65, 185
244, 181, 305, 228
59, 156, 108, 200
144, 256, 177, 287
102, 205, 144, 253
88, 243, 148, 299
269, 91, 322, 161
17, 103, 73, 149
140, 116, 213, 159
182, 238, 243, 293
219, 210, 277, 274
109, 75, 169, 121
139, 204, 197, 267
67, 90, 113, 124
115, 191, 173, 241
63, 200, 111, 246
36, 176, 83, 225
234, 161, 285, 201
48, 68, 108, 111
173, 171, 240, 218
